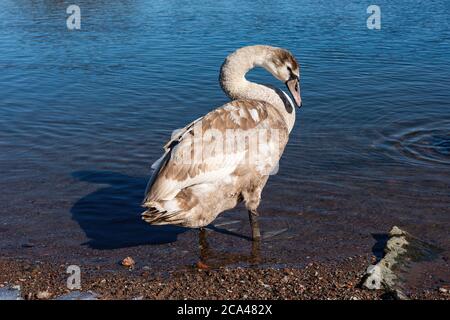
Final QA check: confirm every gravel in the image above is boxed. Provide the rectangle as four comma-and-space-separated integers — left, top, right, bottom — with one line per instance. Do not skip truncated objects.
0, 255, 448, 300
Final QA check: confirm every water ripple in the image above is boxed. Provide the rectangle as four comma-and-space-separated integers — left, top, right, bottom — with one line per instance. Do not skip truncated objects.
378, 121, 450, 167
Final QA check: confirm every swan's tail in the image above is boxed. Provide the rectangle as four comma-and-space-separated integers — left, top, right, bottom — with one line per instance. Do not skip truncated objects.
141, 201, 186, 226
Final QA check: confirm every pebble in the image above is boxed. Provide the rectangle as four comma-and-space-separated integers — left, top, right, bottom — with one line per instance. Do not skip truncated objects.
121, 257, 135, 268
36, 290, 52, 300
196, 261, 209, 270
259, 281, 271, 289
2, 254, 442, 300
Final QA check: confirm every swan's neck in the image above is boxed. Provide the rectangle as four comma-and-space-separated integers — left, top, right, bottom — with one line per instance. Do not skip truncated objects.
219, 45, 295, 131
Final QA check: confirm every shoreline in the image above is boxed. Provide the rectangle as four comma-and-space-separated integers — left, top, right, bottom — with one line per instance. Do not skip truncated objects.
1, 255, 447, 300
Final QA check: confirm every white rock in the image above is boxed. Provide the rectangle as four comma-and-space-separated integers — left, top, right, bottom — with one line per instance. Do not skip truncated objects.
0, 286, 23, 300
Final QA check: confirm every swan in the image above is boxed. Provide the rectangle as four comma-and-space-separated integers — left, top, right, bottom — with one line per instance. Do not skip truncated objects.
142, 45, 301, 240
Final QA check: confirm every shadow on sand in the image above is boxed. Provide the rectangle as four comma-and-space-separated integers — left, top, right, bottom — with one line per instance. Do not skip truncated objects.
70, 170, 187, 249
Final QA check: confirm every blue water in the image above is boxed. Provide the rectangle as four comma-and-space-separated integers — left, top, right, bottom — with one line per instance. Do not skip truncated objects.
0, 0, 449, 274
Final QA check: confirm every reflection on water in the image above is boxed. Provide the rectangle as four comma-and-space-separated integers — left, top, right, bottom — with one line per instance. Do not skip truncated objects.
198, 229, 262, 268
0, 0, 449, 280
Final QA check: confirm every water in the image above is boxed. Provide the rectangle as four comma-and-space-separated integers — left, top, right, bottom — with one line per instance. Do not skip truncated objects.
0, 0, 449, 287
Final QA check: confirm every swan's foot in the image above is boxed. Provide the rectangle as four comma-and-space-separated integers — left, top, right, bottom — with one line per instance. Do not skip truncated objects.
213, 220, 241, 227
248, 210, 261, 241
261, 228, 289, 240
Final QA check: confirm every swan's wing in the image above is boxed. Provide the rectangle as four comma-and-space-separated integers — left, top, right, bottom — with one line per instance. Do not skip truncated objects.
144, 100, 289, 203
144, 116, 203, 196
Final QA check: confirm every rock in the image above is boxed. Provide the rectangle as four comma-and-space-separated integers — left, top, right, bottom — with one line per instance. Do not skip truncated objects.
0, 286, 22, 300
121, 257, 135, 268
362, 226, 442, 299
363, 264, 384, 290
439, 287, 448, 294
362, 227, 411, 293
36, 290, 52, 300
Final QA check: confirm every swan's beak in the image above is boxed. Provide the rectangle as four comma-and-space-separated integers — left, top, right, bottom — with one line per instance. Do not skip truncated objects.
286, 78, 302, 108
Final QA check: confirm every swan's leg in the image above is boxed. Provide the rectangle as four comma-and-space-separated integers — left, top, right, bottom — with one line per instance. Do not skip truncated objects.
199, 227, 208, 257
248, 210, 261, 241
243, 176, 269, 241
244, 187, 266, 241
196, 228, 209, 269
251, 235, 261, 264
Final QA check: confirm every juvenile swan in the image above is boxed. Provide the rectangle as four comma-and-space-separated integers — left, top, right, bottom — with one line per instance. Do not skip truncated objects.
142, 45, 301, 240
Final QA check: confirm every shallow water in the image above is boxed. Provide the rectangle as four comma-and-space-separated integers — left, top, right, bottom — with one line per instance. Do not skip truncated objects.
0, 0, 449, 287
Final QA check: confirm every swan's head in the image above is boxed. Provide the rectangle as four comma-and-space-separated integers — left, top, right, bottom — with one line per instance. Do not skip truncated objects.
264, 48, 302, 107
